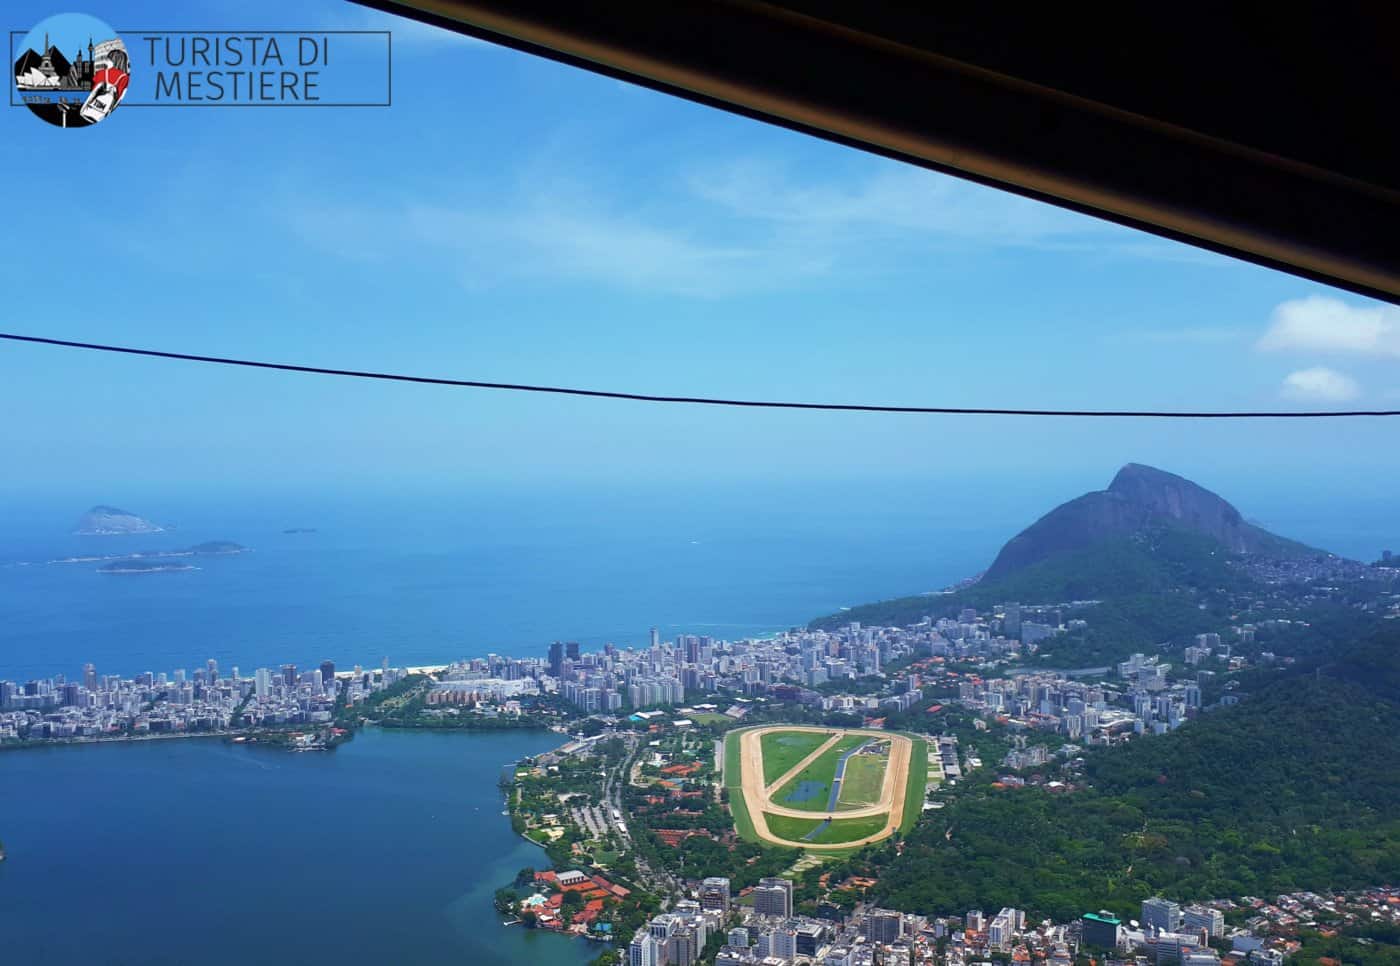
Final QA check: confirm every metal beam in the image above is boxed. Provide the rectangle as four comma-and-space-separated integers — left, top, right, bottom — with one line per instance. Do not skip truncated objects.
351, 1, 1400, 303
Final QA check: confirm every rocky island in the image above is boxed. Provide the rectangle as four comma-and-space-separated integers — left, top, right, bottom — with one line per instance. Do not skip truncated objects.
73, 506, 166, 536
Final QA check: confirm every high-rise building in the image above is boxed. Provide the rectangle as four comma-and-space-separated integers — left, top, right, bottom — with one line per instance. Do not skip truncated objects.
794, 923, 825, 956
628, 934, 659, 966
650, 627, 660, 648
320, 660, 336, 685
1152, 932, 1201, 965
668, 928, 700, 966
255, 668, 272, 699
1081, 912, 1121, 949
206, 659, 219, 683
988, 908, 1021, 949
1182, 906, 1224, 938
649, 915, 678, 941
566, 641, 580, 663
83, 663, 96, 691
699, 877, 731, 915
549, 641, 565, 677
753, 877, 793, 919
281, 664, 297, 688
1142, 897, 1183, 935
1003, 602, 1022, 637
864, 910, 902, 944
769, 927, 797, 961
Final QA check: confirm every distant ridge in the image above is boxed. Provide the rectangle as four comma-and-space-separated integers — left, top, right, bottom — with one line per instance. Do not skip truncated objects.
809, 463, 1337, 633
983, 463, 1313, 580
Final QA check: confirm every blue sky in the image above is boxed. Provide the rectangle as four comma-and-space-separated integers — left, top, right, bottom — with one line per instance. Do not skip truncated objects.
3, 0, 1399, 512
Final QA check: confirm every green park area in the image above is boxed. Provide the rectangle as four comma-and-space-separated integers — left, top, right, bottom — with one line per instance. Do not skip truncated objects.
835, 742, 889, 807
762, 811, 890, 847
772, 735, 870, 812
758, 729, 832, 785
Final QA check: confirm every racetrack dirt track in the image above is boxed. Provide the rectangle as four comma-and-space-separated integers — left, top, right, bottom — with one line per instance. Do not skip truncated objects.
736, 725, 912, 849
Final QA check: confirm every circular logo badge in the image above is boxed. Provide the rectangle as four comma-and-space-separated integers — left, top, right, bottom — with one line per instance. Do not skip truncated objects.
13, 12, 129, 129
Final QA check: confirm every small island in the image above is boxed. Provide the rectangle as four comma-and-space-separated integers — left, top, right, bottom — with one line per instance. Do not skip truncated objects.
99, 561, 197, 575
187, 541, 248, 555
45, 541, 249, 573
74, 505, 166, 536
282, 528, 318, 534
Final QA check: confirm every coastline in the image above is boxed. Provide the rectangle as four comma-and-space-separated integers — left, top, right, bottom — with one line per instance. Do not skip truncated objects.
0, 730, 234, 753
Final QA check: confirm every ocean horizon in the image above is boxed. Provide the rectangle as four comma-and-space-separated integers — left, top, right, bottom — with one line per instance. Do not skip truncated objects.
2, 476, 1394, 682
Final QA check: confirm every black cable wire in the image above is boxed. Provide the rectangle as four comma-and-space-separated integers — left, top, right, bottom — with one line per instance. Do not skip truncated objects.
2, 331, 1397, 418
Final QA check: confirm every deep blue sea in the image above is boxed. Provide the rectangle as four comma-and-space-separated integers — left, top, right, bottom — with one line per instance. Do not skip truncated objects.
1, 478, 1395, 682
0, 728, 596, 965
0, 483, 1017, 681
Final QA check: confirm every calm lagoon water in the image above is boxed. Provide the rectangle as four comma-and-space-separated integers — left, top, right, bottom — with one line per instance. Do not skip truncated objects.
0, 728, 597, 966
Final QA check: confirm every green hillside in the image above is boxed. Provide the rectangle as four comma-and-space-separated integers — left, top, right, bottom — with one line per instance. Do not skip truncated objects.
812, 527, 1242, 635
870, 629, 1400, 921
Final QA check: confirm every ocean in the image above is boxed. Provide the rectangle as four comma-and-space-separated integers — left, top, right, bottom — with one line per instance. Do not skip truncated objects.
0, 477, 1395, 682
0, 483, 1014, 682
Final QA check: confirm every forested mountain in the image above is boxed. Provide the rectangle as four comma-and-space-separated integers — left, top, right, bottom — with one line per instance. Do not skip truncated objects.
985, 464, 1315, 580
809, 466, 1356, 661
871, 627, 1400, 921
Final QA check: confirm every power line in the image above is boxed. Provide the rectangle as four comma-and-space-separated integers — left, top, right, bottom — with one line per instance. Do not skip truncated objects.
2, 331, 1397, 418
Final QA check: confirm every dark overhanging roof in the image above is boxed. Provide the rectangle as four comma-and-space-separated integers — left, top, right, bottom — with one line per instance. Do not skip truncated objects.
351, 0, 1400, 304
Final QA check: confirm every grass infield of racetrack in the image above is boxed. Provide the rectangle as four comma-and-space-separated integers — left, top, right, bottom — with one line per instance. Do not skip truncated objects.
772, 734, 871, 812
762, 811, 891, 847
758, 729, 833, 786
725, 726, 927, 850
836, 742, 890, 807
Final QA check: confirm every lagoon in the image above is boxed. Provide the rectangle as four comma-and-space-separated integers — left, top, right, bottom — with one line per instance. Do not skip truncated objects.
0, 728, 597, 966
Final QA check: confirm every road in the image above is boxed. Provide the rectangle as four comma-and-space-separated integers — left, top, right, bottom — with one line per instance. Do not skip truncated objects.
604, 735, 680, 900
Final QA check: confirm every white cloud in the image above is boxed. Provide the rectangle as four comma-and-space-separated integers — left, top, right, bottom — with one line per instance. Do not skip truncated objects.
1257, 295, 1400, 358
406, 196, 823, 297
284, 189, 831, 297
281, 154, 1230, 297
1280, 367, 1361, 402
